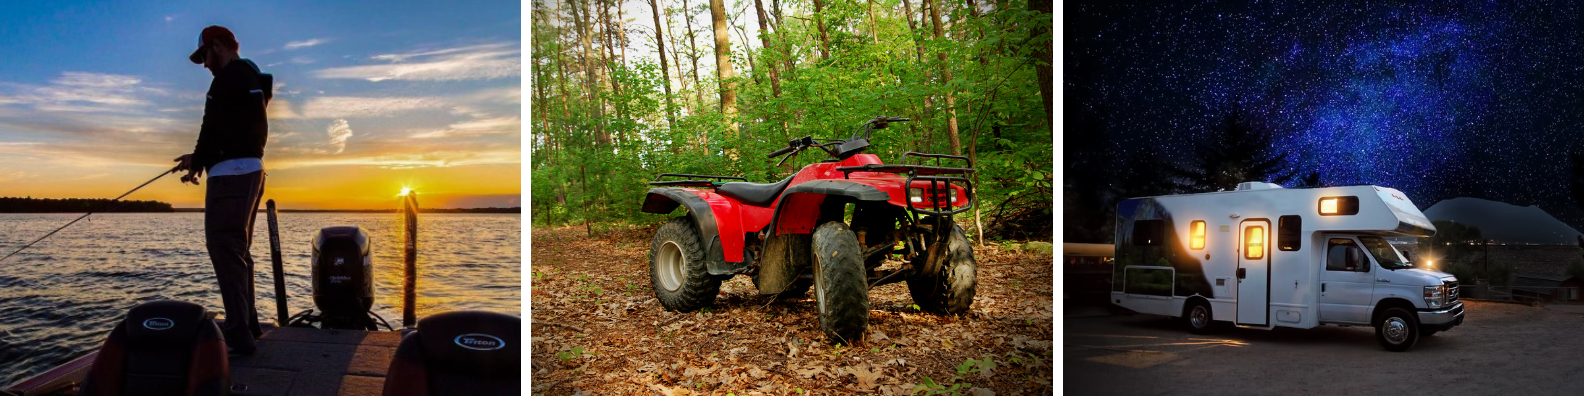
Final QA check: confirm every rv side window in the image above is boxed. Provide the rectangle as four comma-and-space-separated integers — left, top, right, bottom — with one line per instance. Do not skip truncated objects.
1318, 196, 1361, 216
1325, 239, 1366, 272
1189, 220, 1206, 250
1278, 215, 1301, 251
1132, 220, 1164, 246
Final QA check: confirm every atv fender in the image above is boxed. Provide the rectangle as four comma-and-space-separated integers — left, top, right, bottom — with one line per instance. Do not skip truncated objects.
767, 180, 890, 236
641, 187, 767, 275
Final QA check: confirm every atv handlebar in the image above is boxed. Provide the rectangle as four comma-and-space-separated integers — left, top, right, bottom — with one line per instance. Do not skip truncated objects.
767, 116, 912, 165
767, 145, 796, 158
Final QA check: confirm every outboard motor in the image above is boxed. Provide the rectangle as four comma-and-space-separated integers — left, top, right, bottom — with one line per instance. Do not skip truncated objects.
310, 226, 376, 329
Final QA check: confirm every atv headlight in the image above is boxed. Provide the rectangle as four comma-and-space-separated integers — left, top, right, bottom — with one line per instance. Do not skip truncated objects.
909, 188, 924, 203
1424, 285, 1446, 308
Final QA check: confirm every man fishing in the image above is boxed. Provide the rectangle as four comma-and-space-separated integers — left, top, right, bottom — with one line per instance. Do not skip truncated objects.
170, 25, 271, 355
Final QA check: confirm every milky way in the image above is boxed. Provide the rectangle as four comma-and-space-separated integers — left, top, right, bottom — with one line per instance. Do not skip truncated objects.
1067, 0, 1584, 229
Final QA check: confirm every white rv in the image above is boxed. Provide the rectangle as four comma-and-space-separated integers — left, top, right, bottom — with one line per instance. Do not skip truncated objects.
1112, 182, 1463, 351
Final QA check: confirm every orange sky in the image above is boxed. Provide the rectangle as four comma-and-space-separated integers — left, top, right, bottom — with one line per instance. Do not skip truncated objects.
0, 32, 521, 210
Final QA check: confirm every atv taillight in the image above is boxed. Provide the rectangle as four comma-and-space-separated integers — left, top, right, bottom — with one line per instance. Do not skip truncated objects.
908, 187, 957, 204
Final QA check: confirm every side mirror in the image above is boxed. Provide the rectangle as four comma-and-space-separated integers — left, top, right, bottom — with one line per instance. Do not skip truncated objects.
1348, 247, 1367, 272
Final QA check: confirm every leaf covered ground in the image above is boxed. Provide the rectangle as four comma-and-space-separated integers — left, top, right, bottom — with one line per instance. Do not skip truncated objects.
529, 223, 1054, 395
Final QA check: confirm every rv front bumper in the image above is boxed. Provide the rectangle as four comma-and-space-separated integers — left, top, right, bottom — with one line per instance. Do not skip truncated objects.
1418, 301, 1464, 326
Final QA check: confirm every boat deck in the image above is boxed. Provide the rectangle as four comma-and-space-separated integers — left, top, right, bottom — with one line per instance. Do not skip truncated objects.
228, 324, 403, 396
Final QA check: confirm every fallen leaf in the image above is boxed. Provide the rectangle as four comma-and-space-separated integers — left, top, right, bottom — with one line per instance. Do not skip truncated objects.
968, 387, 996, 396
795, 366, 829, 379
648, 384, 690, 396
869, 330, 890, 344
848, 363, 883, 390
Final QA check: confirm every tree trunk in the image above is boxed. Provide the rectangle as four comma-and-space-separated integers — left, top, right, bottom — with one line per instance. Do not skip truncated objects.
682, 0, 706, 113
649, 0, 677, 129
616, 0, 628, 65
753, 0, 781, 99
571, 0, 607, 145
927, 0, 960, 155
902, 0, 930, 153
708, 0, 737, 134
813, 0, 830, 60
1029, 0, 1052, 127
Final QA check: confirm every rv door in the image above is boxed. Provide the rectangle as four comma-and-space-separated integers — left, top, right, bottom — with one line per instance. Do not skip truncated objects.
1317, 237, 1373, 324
1237, 220, 1270, 326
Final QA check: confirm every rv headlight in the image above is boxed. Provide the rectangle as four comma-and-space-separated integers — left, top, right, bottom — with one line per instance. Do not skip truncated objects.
1423, 285, 1446, 308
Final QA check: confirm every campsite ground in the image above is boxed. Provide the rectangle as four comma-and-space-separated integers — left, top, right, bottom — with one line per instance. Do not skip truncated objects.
1064, 300, 1584, 393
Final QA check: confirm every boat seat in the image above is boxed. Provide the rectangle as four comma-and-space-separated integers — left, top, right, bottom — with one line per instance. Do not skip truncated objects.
716, 176, 795, 207
383, 311, 520, 396
79, 300, 229, 396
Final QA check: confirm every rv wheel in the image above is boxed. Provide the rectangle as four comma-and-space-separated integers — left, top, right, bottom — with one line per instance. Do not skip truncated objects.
811, 221, 869, 344
649, 216, 722, 312
1184, 300, 1216, 334
907, 218, 978, 315
1375, 307, 1420, 352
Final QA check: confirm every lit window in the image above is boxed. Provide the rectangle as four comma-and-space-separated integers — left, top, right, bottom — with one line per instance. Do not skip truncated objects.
1320, 198, 1338, 214
1318, 196, 1360, 216
1245, 226, 1264, 260
1190, 221, 1206, 250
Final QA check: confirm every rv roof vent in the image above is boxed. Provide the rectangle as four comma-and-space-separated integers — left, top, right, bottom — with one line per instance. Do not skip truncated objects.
1235, 181, 1283, 191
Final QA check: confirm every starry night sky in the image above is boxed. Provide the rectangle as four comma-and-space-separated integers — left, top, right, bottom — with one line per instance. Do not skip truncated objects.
1066, 0, 1584, 233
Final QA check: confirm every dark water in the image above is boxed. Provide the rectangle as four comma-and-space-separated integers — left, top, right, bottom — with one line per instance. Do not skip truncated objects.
0, 212, 521, 385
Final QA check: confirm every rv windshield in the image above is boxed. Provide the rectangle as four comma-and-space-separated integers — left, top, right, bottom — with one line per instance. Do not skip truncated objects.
1358, 236, 1412, 269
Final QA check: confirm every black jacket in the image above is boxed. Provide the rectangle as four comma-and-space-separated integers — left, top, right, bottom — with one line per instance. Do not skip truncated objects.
193, 58, 271, 171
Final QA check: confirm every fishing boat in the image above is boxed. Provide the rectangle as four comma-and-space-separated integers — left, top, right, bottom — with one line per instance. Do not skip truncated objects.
2, 194, 521, 395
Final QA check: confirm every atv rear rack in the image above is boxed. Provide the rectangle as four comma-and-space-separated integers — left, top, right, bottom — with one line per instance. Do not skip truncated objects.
648, 173, 748, 188
835, 151, 976, 218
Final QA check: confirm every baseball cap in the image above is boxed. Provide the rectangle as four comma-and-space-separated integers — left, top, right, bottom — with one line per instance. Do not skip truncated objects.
188, 25, 239, 64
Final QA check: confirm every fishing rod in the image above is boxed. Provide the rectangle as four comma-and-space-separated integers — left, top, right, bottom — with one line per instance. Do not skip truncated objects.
0, 164, 183, 264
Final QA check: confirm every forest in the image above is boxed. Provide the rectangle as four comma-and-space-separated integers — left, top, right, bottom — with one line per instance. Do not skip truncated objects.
528, 0, 1054, 241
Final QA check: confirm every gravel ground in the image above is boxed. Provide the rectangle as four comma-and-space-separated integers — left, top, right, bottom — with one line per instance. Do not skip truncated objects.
1064, 301, 1584, 394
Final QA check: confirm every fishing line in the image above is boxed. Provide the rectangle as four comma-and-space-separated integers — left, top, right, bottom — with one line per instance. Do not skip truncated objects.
0, 165, 183, 263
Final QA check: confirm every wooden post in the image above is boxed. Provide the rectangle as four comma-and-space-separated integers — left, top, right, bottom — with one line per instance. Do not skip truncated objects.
266, 200, 288, 326
402, 193, 419, 329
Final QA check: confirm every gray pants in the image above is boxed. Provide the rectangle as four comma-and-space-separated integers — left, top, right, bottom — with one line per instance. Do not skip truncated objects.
205, 170, 265, 351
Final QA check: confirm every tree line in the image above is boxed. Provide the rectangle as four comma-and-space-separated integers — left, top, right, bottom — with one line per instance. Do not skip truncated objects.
530, 0, 1053, 240
0, 197, 174, 213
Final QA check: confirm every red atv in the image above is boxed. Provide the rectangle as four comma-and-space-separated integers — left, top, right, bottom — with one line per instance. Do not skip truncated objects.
639, 116, 978, 343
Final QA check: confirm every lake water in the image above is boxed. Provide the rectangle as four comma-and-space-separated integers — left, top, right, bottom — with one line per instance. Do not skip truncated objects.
0, 212, 521, 385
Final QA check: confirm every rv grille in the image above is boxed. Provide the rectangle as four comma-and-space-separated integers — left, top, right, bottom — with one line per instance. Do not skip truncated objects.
1445, 280, 1459, 304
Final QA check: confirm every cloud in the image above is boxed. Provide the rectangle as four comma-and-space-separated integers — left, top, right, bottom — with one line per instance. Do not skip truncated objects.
0, 72, 167, 113
267, 149, 520, 170
290, 56, 315, 65
412, 116, 520, 139
326, 119, 353, 154
313, 42, 520, 82
285, 38, 328, 50
298, 96, 444, 119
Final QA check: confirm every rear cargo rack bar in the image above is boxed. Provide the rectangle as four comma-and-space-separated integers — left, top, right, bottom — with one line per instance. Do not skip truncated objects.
649, 173, 748, 187
903, 175, 975, 217
901, 151, 972, 167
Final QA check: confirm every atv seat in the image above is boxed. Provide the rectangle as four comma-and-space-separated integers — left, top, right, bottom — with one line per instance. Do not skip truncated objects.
717, 176, 795, 207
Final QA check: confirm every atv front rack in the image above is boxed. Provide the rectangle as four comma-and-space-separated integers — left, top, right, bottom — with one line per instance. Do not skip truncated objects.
836, 151, 976, 218
648, 173, 748, 188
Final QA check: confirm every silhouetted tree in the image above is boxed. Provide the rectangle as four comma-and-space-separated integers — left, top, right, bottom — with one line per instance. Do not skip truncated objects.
1173, 103, 1295, 192
1571, 151, 1584, 211
1115, 148, 1178, 199
1294, 171, 1322, 188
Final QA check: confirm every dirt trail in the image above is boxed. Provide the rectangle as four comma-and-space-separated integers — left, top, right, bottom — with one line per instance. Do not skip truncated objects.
529, 224, 1054, 395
